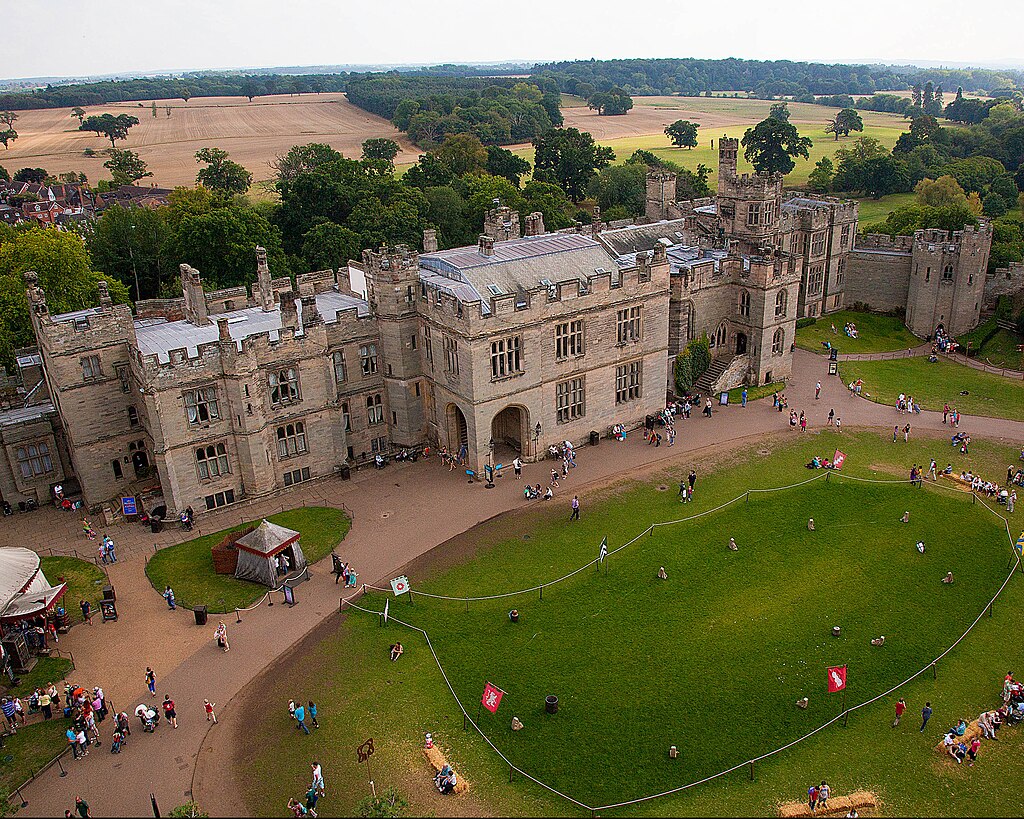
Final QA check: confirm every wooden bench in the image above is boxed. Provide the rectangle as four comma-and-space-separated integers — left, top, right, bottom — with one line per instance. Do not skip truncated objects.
777, 789, 877, 817
423, 745, 469, 794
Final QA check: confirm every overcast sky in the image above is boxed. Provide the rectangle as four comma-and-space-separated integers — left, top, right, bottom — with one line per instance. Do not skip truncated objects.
2, 0, 1018, 80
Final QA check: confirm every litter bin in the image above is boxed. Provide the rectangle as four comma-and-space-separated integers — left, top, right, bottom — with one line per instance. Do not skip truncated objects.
102, 585, 115, 603
545, 695, 559, 714
589, 430, 600, 446
340, 463, 351, 481
150, 516, 163, 534
193, 605, 208, 626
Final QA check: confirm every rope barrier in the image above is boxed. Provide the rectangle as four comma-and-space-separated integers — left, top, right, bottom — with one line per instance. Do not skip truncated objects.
346, 472, 1021, 814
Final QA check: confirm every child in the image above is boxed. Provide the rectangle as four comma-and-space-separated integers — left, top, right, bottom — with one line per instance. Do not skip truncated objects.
204, 700, 217, 724
308, 700, 319, 729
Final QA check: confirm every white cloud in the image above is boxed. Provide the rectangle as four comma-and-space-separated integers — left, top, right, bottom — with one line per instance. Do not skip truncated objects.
1, 0, 1019, 79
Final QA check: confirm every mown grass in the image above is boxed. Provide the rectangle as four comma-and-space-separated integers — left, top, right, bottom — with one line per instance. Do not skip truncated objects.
856, 192, 917, 225
727, 381, 786, 404
974, 328, 1024, 371
796, 311, 921, 355
40, 556, 107, 620
2, 656, 74, 697
239, 431, 1024, 817
840, 357, 1024, 421
144, 507, 350, 612
0, 720, 70, 800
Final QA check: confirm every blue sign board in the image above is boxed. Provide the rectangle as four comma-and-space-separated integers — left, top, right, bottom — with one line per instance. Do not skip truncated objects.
121, 496, 138, 516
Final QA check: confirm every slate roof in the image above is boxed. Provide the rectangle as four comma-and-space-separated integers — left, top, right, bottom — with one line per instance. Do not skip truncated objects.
599, 219, 693, 256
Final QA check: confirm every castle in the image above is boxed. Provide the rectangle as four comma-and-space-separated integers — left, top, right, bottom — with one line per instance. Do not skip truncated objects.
0, 140, 1002, 518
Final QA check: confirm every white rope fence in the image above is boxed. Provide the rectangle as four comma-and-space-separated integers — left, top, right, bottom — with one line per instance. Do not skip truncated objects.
341, 472, 1022, 814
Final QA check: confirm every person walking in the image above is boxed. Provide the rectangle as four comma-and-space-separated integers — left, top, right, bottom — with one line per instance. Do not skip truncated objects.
569, 495, 580, 521
305, 784, 320, 818
920, 701, 933, 733
818, 782, 831, 811
74, 797, 92, 818
214, 621, 230, 651
893, 698, 907, 727
204, 699, 217, 724
1009, 490, 1016, 514
308, 700, 319, 729
162, 694, 177, 728
295, 702, 310, 735
827, 408, 835, 426
146, 667, 156, 697
80, 599, 91, 624
943, 403, 949, 424
815, 381, 821, 400
930, 458, 938, 481
893, 425, 899, 443
310, 761, 325, 795
741, 388, 748, 408
512, 457, 522, 480
162, 586, 176, 610
807, 783, 819, 813
904, 423, 911, 442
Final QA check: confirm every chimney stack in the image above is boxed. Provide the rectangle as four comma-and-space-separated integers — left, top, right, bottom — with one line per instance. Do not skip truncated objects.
300, 295, 321, 329
180, 263, 210, 326
524, 212, 545, 237
255, 245, 274, 312
217, 317, 231, 343
280, 291, 299, 330
478, 234, 495, 257
97, 279, 112, 307
422, 229, 438, 253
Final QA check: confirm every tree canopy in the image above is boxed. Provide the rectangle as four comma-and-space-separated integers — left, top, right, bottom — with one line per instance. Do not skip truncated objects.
740, 118, 812, 175
195, 148, 252, 195
664, 120, 699, 149
532, 128, 615, 201
79, 113, 139, 147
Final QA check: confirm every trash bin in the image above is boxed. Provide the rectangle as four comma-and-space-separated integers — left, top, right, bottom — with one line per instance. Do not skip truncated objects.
545, 695, 558, 714
340, 463, 351, 481
589, 430, 600, 446
150, 517, 163, 534
832, 626, 842, 638
102, 585, 115, 603
193, 605, 208, 626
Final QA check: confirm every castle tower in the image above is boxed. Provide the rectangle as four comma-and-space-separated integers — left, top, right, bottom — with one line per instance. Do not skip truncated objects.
361, 245, 426, 447
645, 171, 676, 221
716, 138, 783, 256
905, 223, 992, 337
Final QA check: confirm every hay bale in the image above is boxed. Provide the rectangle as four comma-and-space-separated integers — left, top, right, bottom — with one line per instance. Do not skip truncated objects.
933, 719, 982, 754
422, 745, 469, 794
776, 790, 876, 817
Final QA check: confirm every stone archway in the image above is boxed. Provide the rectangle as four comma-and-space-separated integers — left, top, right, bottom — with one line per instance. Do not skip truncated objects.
445, 403, 468, 456
735, 332, 748, 356
491, 405, 527, 463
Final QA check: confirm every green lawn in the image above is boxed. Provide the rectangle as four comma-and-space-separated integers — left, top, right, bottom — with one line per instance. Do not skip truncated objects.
144, 507, 350, 612
2, 656, 73, 698
840, 357, 1024, 421
727, 381, 786, 404
855, 192, 917, 225
796, 310, 921, 355
239, 432, 1024, 817
40, 556, 107, 621
974, 328, 1024, 371
0, 720, 69, 800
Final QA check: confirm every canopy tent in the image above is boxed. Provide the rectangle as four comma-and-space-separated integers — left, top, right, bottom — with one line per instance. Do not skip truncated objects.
0, 547, 67, 624
233, 519, 306, 587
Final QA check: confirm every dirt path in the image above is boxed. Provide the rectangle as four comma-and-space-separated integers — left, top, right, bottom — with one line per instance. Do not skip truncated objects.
15, 350, 1024, 817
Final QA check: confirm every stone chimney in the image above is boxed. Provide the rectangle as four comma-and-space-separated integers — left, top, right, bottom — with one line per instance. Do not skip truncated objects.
300, 295, 321, 329
23, 271, 48, 317
483, 205, 521, 241
217, 317, 231, 343
478, 234, 495, 257
524, 212, 545, 237
255, 245, 274, 312
590, 206, 602, 238
422, 229, 438, 253
180, 263, 210, 326
279, 291, 299, 330
97, 279, 112, 307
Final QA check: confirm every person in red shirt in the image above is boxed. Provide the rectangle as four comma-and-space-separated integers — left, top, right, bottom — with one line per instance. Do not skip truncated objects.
967, 737, 981, 766
162, 695, 177, 728
893, 698, 907, 727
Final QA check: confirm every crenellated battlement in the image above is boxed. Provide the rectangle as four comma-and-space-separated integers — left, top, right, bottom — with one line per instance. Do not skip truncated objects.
856, 234, 914, 253
914, 221, 992, 253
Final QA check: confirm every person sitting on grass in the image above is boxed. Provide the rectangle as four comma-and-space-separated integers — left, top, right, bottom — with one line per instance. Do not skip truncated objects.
543, 486, 553, 501
389, 643, 403, 662
917, 541, 925, 554
942, 572, 954, 584
901, 511, 910, 523
807, 518, 815, 531
435, 764, 457, 794
728, 538, 738, 551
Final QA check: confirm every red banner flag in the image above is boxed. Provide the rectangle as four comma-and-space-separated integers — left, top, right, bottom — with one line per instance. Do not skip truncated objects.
833, 450, 847, 470
827, 665, 847, 693
481, 682, 504, 714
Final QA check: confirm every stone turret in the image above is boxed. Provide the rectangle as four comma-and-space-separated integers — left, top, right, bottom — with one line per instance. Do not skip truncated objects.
255, 245, 274, 312
645, 171, 677, 221
180, 263, 209, 326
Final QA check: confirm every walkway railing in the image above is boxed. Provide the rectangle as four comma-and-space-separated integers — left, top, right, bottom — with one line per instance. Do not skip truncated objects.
341, 473, 1021, 815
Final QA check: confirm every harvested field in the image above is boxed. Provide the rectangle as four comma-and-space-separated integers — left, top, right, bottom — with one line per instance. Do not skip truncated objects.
0, 93, 420, 189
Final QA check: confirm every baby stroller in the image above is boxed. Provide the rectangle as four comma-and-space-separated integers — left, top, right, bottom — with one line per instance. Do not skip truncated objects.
136, 705, 158, 732
110, 730, 123, 753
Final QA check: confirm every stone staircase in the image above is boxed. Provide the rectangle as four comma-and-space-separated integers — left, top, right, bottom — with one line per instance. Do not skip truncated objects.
694, 356, 733, 393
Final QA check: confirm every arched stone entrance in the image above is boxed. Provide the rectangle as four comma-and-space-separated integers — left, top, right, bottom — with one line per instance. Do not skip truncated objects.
445, 403, 468, 456
735, 332, 748, 356
491, 405, 527, 463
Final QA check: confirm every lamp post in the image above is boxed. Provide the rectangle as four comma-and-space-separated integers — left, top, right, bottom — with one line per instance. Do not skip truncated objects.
485, 438, 495, 488
533, 421, 542, 458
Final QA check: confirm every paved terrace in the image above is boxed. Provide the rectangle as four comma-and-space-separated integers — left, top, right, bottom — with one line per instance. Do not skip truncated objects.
5, 350, 1024, 817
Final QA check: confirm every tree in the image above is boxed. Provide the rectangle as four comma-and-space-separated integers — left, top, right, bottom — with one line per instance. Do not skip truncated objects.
357, 786, 408, 818
180, 87, 192, 103
740, 118, 812, 175
13, 167, 47, 184
0, 111, 17, 129
824, 108, 864, 140
522, 180, 577, 230
664, 120, 699, 149
807, 157, 834, 193
485, 145, 531, 187
301, 222, 363, 271
79, 113, 140, 147
0, 165, 8, 183
0, 130, 16, 150
71, 107, 86, 125
0, 229, 130, 368
361, 138, 400, 164
241, 77, 262, 102
272, 143, 344, 183
769, 102, 791, 122
532, 127, 615, 201
982, 192, 1009, 217
587, 87, 633, 116
861, 154, 911, 199
89, 204, 171, 300
103, 149, 153, 186
195, 147, 252, 195
435, 133, 488, 178
589, 163, 647, 216
914, 175, 968, 208
911, 84, 923, 108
